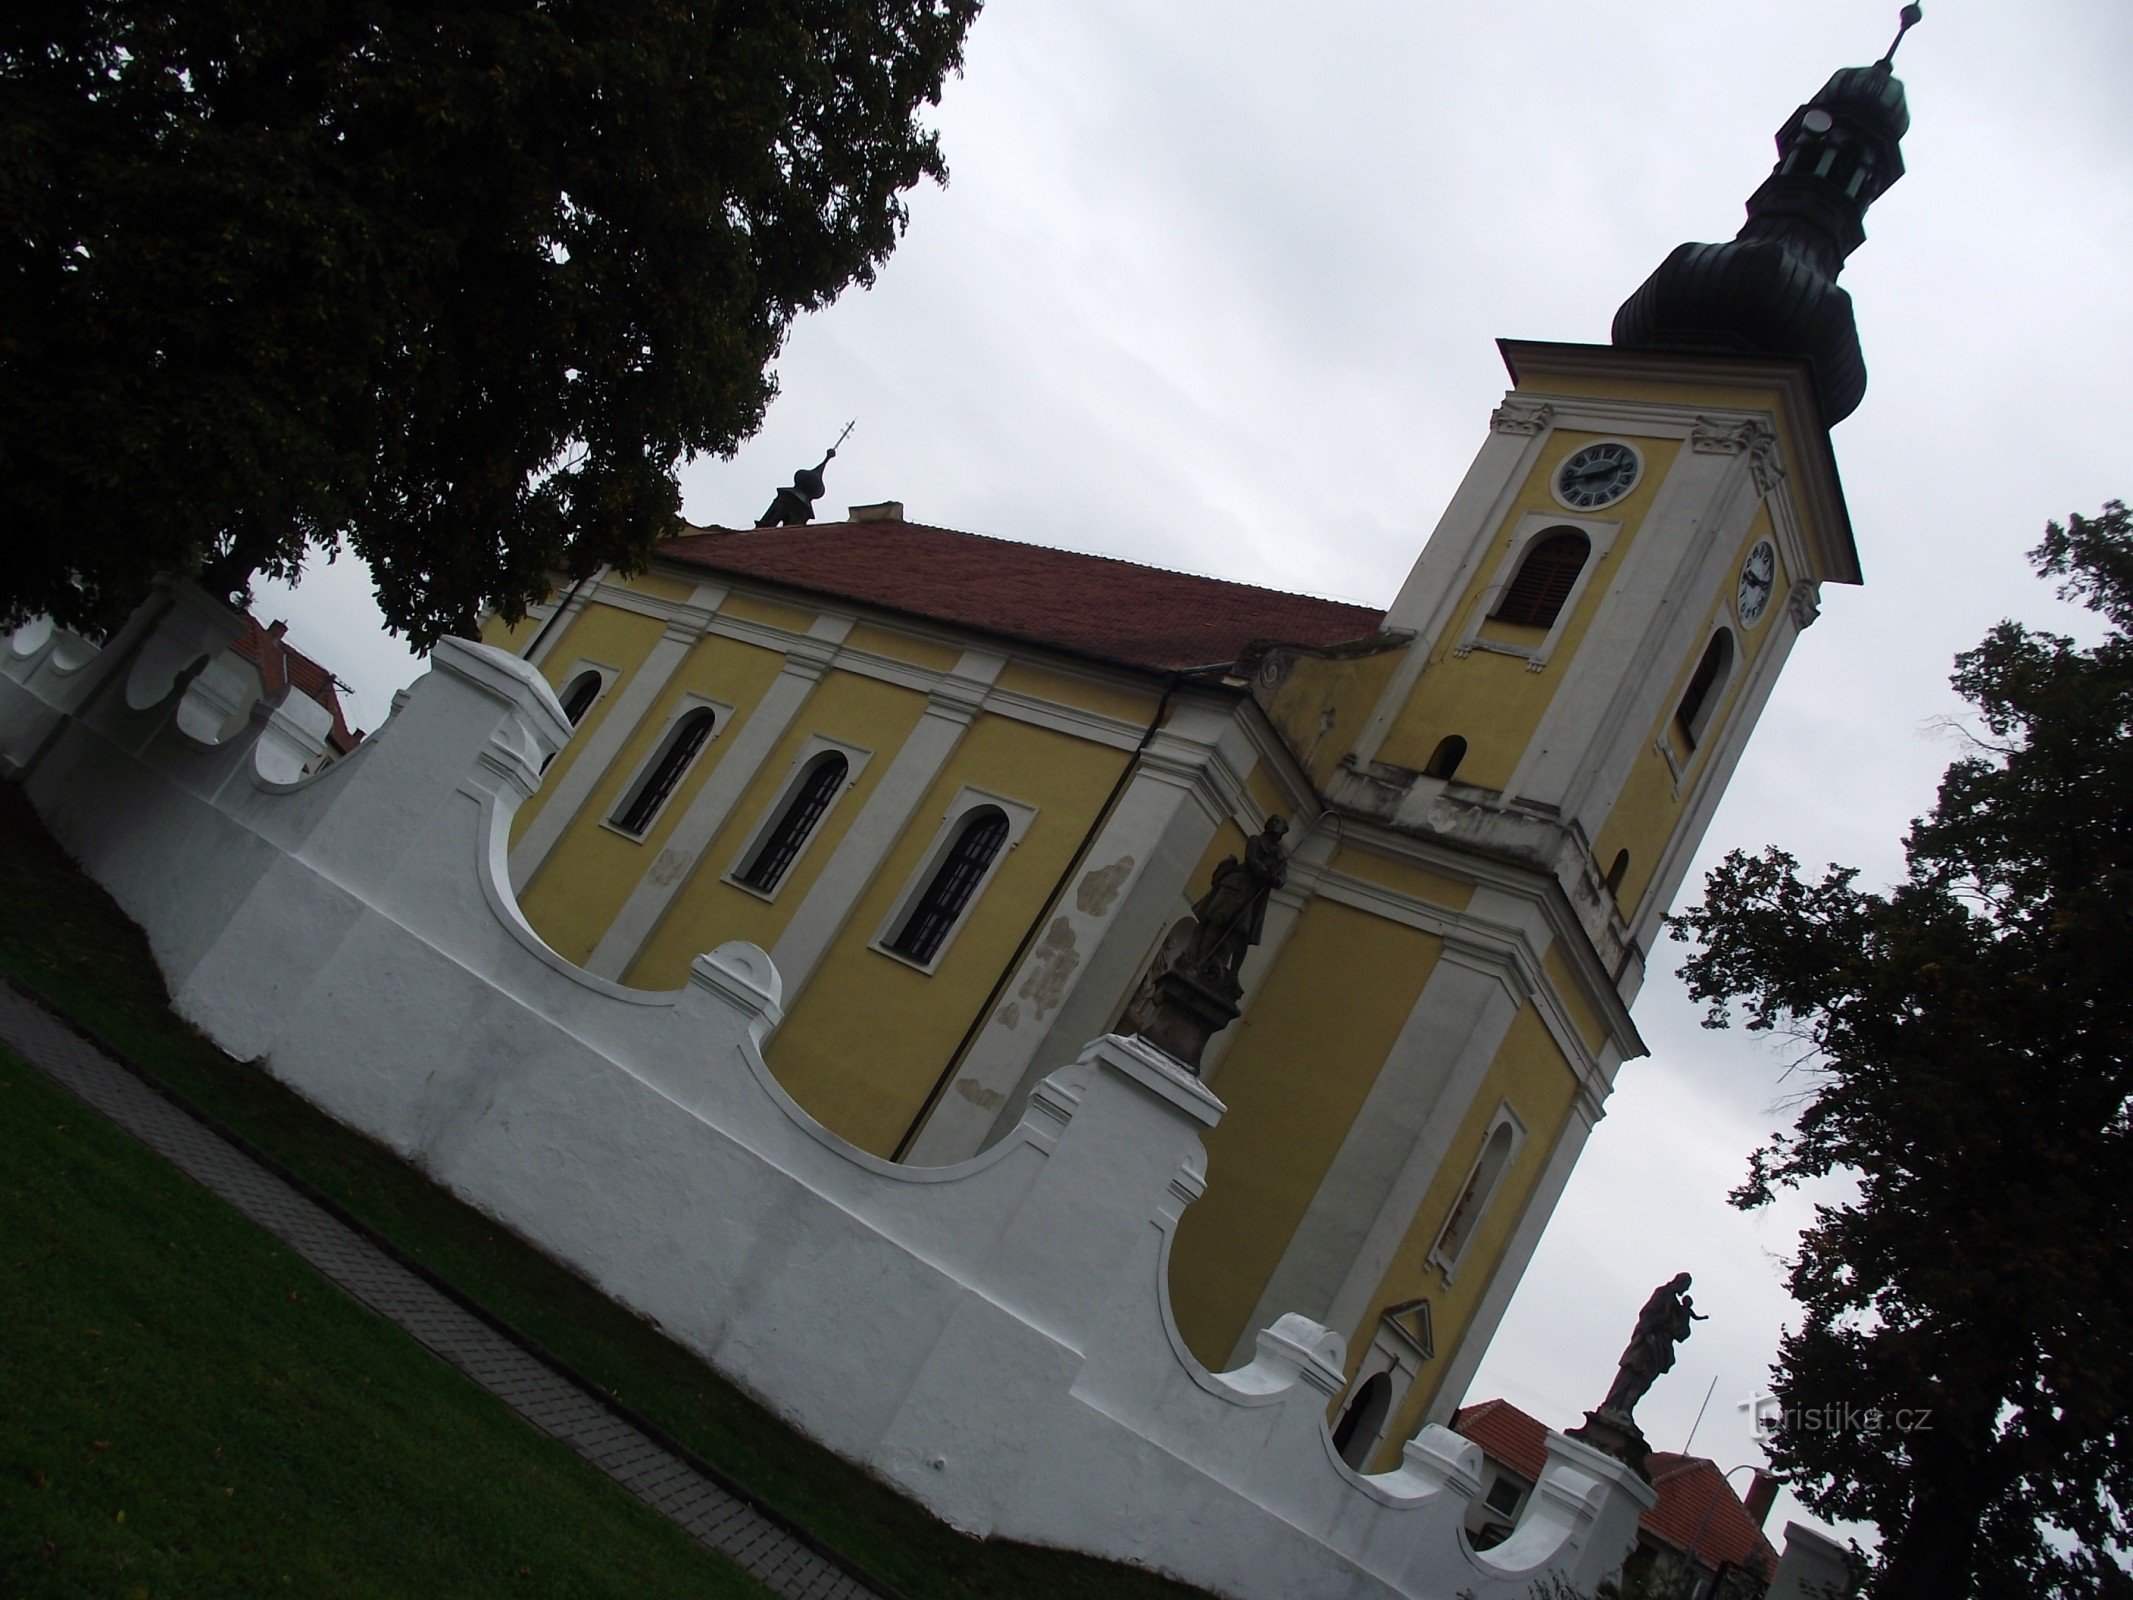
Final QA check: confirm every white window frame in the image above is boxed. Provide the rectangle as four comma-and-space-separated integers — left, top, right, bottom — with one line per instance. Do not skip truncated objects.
872, 786, 1037, 975
723, 733, 872, 902
552, 658, 618, 727
1428, 1102, 1526, 1284
602, 694, 732, 841
1657, 626, 1738, 785
1454, 512, 1623, 671
1331, 1300, 1434, 1471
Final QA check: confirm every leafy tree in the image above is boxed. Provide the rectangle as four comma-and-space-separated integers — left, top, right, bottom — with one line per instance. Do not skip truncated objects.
1673, 503, 2133, 1598
1, 0, 979, 644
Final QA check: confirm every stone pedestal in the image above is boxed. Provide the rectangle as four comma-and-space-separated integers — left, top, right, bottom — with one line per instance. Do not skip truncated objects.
1128, 963, 1240, 1074
1563, 1407, 1652, 1481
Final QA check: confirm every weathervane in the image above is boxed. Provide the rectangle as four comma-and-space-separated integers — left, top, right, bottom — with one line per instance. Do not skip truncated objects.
756, 421, 857, 528
1879, 3, 1923, 67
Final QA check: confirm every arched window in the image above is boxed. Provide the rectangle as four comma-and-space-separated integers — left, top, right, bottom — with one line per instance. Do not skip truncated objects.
1603, 848, 1630, 898
558, 670, 603, 726
1424, 735, 1467, 782
738, 752, 849, 893
889, 806, 1010, 965
1332, 1371, 1393, 1470
612, 708, 717, 835
1492, 530, 1590, 629
1431, 1116, 1519, 1277
1674, 630, 1735, 752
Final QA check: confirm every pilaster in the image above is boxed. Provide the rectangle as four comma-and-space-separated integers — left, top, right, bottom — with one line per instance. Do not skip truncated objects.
584, 613, 852, 979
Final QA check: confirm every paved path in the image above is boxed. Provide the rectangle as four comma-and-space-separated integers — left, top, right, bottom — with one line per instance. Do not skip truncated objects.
0, 983, 890, 1600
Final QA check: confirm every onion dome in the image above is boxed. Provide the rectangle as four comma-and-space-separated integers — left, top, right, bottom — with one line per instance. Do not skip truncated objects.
755, 424, 856, 528
1612, 8, 1921, 424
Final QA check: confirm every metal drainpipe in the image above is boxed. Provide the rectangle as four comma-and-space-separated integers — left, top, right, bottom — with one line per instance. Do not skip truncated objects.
518, 569, 597, 663
888, 659, 1238, 1163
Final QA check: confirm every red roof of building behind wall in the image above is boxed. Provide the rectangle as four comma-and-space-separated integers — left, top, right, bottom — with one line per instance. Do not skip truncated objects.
1452, 1400, 1779, 1583
659, 520, 1386, 674
229, 616, 364, 753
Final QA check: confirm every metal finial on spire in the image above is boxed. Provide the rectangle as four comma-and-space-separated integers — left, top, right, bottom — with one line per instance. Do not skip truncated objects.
1879, 4, 1923, 67
755, 421, 857, 528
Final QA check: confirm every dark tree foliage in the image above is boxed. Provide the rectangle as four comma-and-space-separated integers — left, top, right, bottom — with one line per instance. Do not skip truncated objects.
1, 0, 979, 644
1674, 504, 2133, 1598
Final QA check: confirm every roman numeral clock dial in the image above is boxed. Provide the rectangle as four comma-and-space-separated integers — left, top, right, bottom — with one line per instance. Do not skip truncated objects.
1553, 441, 1640, 510
1736, 538, 1777, 627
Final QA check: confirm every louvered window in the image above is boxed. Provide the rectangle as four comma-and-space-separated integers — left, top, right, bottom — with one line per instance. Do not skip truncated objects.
738, 753, 848, 893
1674, 631, 1735, 751
614, 709, 716, 835
890, 808, 1009, 965
1492, 530, 1590, 629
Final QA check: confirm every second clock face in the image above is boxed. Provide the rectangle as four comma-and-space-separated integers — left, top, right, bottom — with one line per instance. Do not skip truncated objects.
1555, 442, 1639, 509
1737, 539, 1777, 627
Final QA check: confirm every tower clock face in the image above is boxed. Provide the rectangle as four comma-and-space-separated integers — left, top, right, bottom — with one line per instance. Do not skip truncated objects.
1737, 539, 1777, 627
1554, 442, 1640, 510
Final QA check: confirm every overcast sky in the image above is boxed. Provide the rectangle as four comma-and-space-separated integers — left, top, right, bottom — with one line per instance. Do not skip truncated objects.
255, 0, 2133, 1554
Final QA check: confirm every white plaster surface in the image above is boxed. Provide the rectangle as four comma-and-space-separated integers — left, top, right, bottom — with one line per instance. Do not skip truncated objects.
1, 588, 1658, 1600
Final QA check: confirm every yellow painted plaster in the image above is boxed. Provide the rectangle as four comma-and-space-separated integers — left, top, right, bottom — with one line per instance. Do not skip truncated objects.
717, 589, 822, 638
841, 622, 962, 674
515, 628, 793, 964
1260, 647, 1406, 789
993, 661, 1162, 729
625, 571, 699, 605
1542, 945, 1607, 1057
1591, 513, 1791, 911
507, 603, 671, 846
1377, 432, 1684, 789
481, 613, 542, 655
619, 669, 932, 986
1168, 900, 1445, 1366
767, 716, 1135, 1155
1330, 843, 1476, 915
1353, 1005, 1578, 1464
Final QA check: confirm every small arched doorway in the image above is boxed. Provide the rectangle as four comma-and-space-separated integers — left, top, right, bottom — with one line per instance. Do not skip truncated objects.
1332, 1370, 1394, 1469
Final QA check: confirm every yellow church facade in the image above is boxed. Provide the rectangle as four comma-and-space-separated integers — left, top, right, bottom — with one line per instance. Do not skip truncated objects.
482, 341, 1850, 1471
481, 43, 1908, 1471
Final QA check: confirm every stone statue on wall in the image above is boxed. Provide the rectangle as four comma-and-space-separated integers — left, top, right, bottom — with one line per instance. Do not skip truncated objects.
1600, 1272, 1707, 1419
1567, 1271, 1707, 1478
1119, 816, 1289, 1073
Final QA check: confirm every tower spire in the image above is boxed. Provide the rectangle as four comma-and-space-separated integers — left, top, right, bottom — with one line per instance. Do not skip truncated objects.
1610, 11, 1921, 424
755, 421, 856, 528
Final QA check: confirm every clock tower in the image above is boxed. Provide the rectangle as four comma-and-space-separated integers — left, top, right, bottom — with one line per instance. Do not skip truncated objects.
1202, 31, 1919, 1440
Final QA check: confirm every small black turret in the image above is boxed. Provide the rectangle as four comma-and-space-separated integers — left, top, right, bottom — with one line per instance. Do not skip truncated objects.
1611, 7, 1921, 424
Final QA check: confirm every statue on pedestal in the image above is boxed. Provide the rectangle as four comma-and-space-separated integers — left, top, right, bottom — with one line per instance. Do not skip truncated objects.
1119, 816, 1288, 1073
1567, 1271, 1707, 1478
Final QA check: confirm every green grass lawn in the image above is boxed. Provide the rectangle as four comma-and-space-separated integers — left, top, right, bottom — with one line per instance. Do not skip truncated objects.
0, 780, 1214, 1600
0, 1048, 766, 1600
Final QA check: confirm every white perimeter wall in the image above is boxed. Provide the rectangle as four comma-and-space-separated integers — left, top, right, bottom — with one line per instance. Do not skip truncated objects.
0, 585, 1656, 1600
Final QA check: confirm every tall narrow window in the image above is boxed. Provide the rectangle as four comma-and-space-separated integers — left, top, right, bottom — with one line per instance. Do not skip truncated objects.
1674, 630, 1735, 752
613, 708, 716, 835
558, 670, 603, 726
1431, 1118, 1517, 1276
738, 752, 848, 893
890, 807, 1010, 965
1492, 530, 1590, 629
1424, 735, 1467, 781
1603, 848, 1631, 898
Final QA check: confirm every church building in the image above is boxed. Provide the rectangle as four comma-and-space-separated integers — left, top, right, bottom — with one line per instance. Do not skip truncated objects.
480, 43, 1913, 1471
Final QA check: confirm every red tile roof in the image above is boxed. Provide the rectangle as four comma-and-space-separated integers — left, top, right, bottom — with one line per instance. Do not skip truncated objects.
1643, 1454, 1780, 1583
658, 520, 1386, 675
230, 617, 364, 754
1454, 1398, 1550, 1480
1453, 1401, 1778, 1584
